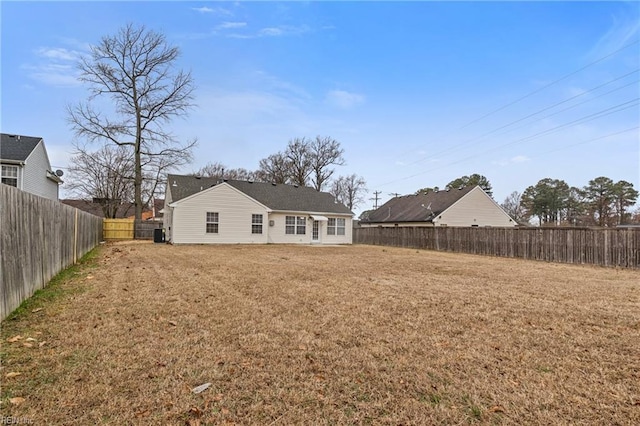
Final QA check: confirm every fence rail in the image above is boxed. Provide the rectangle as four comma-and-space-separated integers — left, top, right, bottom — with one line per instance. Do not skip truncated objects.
353, 226, 640, 268
1, 185, 104, 319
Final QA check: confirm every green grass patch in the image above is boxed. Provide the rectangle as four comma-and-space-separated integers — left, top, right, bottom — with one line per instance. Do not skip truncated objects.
3, 246, 102, 323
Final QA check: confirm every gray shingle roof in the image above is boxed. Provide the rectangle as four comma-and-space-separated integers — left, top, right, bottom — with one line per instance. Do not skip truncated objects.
167, 174, 353, 215
1, 133, 43, 161
364, 186, 476, 223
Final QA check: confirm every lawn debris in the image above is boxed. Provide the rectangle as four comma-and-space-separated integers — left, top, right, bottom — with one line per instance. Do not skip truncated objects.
192, 383, 212, 394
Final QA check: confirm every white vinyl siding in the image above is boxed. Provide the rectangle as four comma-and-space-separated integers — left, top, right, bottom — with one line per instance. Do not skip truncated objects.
169, 182, 354, 245
164, 185, 174, 242
171, 184, 269, 244
22, 140, 59, 200
436, 187, 515, 227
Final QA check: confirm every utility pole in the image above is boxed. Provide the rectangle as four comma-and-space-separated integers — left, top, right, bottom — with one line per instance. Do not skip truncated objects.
370, 190, 382, 209
389, 192, 401, 198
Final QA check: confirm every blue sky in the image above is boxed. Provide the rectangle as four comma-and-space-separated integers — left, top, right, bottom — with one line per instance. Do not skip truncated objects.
1, 1, 639, 214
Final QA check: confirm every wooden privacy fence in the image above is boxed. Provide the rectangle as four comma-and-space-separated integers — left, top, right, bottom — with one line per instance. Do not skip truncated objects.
103, 219, 134, 240
134, 220, 163, 240
103, 219, 163, 240
1, 185, 104, 319
354, 226, 640, 268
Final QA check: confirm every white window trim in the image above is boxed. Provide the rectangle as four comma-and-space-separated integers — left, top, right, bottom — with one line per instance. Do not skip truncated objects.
252, 214, 263, 234
285, 215, 306, 235
1, 164, 19, 188
206, 212, 219, 234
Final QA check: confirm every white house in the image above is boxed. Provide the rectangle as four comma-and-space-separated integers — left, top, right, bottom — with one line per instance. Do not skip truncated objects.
1, 133, 63, 201
165, 174, 354, 244
361, 186, 516, 228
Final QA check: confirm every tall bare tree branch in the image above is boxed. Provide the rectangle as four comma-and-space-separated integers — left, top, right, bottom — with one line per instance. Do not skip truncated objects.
68, 23, 196, 220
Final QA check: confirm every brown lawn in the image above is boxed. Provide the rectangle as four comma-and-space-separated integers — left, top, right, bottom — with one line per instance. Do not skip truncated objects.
1, 242, 639, 425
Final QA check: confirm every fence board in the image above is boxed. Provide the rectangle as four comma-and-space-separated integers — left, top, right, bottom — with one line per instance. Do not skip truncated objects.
354, 226, 640, 269
1, 185, 103, 319
103, 219, 134, 240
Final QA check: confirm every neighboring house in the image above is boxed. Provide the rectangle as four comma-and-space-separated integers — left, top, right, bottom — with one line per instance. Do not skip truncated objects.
61, 199, 136, 218
361, 185, 516, 228
1, 133, 63, 200
61, 198, 163, 220
165, 174, 354, 244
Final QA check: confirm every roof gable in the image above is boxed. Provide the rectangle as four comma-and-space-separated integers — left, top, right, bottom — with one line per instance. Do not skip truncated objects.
1, 133, 43, 162
166, 174, 353, 215
364, 186, 476, 223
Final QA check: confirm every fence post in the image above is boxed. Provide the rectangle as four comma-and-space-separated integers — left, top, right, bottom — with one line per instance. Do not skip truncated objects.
74, 208, 78, 264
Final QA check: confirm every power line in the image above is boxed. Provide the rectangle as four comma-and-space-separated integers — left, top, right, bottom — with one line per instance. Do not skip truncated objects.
458, 39, 640, 130
376, 99, 639, 188
403, 70, 640, 167
392, 39, 639, 162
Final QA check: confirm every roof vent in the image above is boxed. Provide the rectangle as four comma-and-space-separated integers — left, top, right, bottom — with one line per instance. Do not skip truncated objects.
195, 175, 201, 179
434, 188, 439, 193
172, 181, 177, 187
446, 188, 450, 191
293, 184, 299, 188
459, 186, 464, 190
248, 180, 254, 184
272, 182, 277, 186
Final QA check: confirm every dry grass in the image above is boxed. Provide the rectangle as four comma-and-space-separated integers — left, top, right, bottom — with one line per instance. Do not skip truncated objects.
1, 242, 639, 425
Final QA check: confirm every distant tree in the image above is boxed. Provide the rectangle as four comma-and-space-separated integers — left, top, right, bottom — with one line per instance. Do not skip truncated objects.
68, 23, 196, 220
257, 152, 291, 184
330, 174, 367, 211
259, 136, 346, 189
66, 144, 135, 218
521, 178, 570, 226
359, 209, 375, 221
583, 177, 615, 226
500, 191, 526, 224
192, 162, 225, 178
309, 136, 345, 191
285, 137, 313, 187
445, 174, 492, 197
629, 206, 640, 224
192, 161, 259, 181
612, 180, 638, 225
414, 186, 439, 195
566, 186, 588, 226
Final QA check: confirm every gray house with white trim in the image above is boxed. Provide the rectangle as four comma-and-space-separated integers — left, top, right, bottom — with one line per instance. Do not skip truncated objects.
165, 174, 354, 244
1, 133, 62, 200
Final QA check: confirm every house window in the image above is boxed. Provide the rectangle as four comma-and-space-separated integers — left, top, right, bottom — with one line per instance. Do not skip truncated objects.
327, 218, 346, 235
252, 214, 263, 234
206, 212, 219, 234
1, 165, 18, 187
285, 215, 306, 235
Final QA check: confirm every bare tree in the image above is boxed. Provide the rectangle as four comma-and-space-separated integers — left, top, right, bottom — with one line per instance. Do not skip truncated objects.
68, 23, 196, 220
192, 161, 260, 181
285, 138, 312, 187
330, 174, 367, 211
500, 191, 527, 224
66, 145, 135, 218
309, 136, 345, 191
257, 153, 291, 184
